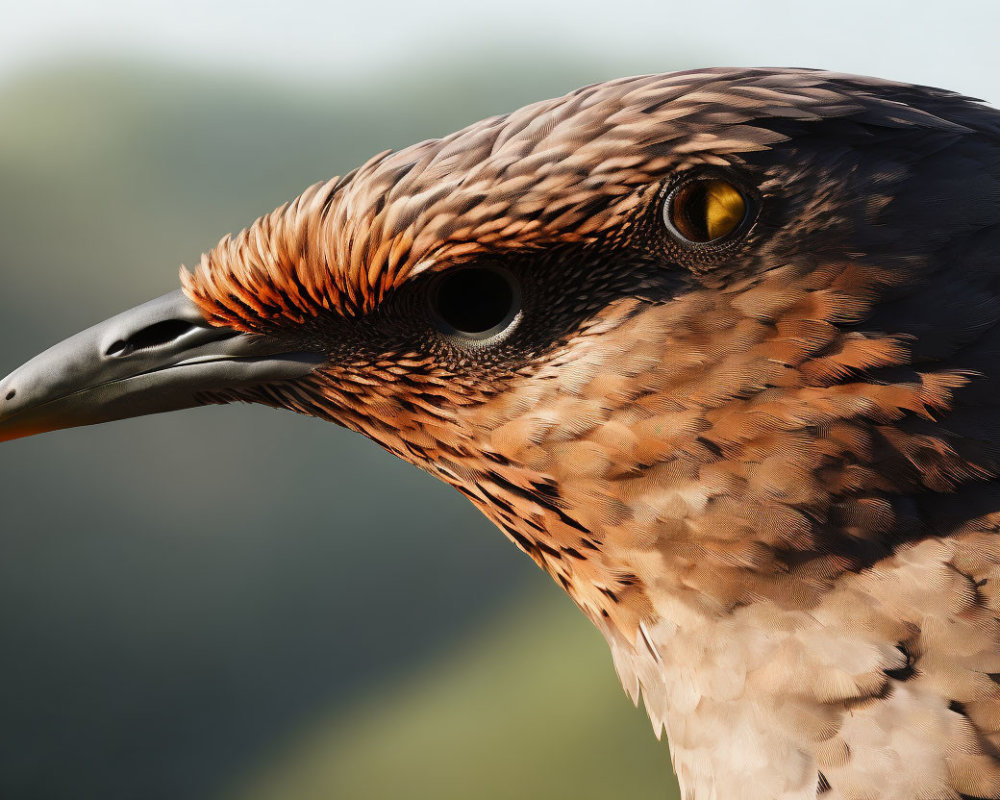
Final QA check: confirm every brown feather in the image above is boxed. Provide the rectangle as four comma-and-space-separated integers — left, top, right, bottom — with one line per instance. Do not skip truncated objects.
183, 68, 1000, 799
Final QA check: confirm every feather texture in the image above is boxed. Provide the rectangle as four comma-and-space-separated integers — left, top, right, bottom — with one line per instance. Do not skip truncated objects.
178, 69, 1000, 798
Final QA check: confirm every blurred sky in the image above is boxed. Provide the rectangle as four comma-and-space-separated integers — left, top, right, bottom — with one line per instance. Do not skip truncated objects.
4, 0, 999, 103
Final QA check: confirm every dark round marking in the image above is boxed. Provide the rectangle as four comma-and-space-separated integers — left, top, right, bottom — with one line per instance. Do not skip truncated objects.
5, 389, 14, 400
430, 266, 519, 339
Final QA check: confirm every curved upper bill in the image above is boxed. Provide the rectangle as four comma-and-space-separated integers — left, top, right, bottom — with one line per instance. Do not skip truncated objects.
0, 289, 323, 443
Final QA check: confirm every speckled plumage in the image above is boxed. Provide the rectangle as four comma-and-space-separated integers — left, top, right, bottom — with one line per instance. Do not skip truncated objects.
149, 69, 1000, 797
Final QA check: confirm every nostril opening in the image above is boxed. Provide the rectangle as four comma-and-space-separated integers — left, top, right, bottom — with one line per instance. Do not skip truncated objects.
106, 340, 128, 357
105, 319, 199, 358
5, 389, 14, 401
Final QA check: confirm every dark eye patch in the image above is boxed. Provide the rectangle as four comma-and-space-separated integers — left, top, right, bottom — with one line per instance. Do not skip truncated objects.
289, 242, 683, 380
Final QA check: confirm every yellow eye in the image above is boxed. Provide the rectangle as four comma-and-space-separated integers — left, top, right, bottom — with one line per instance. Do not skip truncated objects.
666, 178, 747, 243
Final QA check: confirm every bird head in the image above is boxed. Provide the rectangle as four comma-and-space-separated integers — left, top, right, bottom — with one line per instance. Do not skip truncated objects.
3, 68, 999, 633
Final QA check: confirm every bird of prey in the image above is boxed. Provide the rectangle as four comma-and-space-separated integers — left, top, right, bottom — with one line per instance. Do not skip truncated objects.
4, 67, 1000, 799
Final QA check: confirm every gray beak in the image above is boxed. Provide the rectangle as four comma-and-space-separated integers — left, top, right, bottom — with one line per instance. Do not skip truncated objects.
0, 290, 322, 443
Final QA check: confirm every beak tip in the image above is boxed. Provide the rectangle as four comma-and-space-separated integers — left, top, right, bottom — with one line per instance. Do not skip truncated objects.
0, 384, 48, 443
0, 289, 324, 445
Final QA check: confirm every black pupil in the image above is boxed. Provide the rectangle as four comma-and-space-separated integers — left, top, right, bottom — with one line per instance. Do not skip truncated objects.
670, 182, 712, 242
433, 268, 514, 335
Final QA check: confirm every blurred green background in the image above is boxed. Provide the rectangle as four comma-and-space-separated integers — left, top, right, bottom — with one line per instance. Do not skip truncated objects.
0, 2, 996, 798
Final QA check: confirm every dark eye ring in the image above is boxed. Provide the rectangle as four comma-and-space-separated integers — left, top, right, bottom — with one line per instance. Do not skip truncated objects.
663, 176, 750, 245
429, 266, 521, 343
